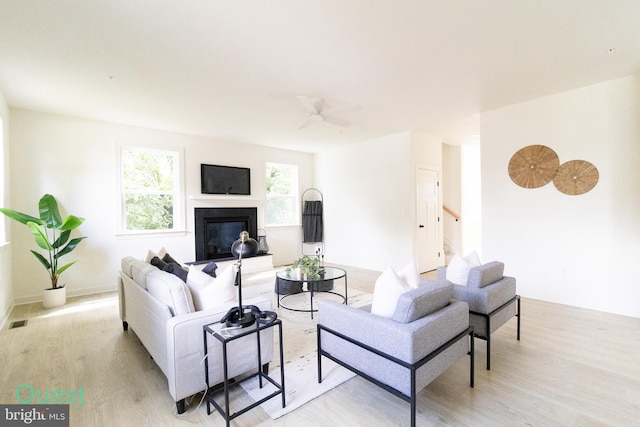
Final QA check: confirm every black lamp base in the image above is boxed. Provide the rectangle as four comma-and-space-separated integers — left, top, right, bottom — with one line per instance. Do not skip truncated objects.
225, 311, 256, 328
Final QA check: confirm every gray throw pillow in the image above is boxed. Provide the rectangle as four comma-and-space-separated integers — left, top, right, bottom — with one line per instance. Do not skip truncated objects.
201, 262, 218, 278
163, 262, 188, 282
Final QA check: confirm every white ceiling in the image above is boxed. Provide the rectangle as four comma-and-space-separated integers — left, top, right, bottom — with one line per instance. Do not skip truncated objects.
1, 1, 639, 152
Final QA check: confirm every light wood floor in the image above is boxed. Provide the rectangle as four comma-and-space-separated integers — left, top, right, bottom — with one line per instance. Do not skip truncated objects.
1, 265, 640, 426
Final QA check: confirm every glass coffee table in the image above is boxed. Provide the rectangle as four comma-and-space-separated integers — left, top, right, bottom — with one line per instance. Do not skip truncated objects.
276, 266, 347, 319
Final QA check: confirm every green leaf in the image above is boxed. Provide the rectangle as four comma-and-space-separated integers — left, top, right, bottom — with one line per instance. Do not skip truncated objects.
56, 237, 87, 258
39, 194, 63, 229
30, 250, 51, 270
57, 261, 77, 276
53, 230, 71, 249
26, 221, 53, 251
60, 215, 85, 231
0, 208, 45, 226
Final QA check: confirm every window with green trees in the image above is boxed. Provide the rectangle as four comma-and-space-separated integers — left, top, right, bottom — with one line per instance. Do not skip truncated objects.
119, 145, 183, 232
266, 162, 298, 226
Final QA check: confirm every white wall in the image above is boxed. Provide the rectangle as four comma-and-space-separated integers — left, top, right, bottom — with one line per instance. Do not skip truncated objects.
0, 89, 12, 327
442, 143, 462, 256
481, 74, 640, 318
8, 109, 313, 304
315, 131, 442, 272
460, 140, 482, 256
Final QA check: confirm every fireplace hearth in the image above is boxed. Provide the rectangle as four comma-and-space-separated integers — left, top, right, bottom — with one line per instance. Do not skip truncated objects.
194, 207, 258, 261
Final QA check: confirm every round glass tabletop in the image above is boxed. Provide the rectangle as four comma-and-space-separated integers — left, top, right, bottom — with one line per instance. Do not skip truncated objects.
276, 266, 346, 282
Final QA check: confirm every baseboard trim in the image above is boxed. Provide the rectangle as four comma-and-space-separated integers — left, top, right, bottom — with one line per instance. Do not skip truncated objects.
12, 284, 117, 306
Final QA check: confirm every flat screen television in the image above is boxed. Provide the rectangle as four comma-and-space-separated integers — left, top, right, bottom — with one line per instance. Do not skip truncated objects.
201, 164, 251, 195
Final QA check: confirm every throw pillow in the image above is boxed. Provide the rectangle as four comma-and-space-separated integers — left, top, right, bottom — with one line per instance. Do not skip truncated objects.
145, 249, 157, 263
144, 247, 172, 263
446, 251, 481, 286
146, 270, 195, 316
186, 265, 237, 311
201, 261, 218, 278
162, 252, 181, 266
370, 266, 411, 318
163, 262, 188, 282
396, 260, 420, 289
150, 256, 168, 270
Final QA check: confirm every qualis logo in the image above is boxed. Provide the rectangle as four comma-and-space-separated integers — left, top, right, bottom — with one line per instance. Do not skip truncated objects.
1, 405, 68, 426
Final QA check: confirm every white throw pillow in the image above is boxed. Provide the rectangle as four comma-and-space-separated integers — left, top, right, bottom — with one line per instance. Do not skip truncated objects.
396, 260, 420, 289
146, 270, 195, 316
446, 251, 481, 286
371, 266, 411, 318
144, 249, 158, 263
187, 265, 237, 311
466, 250, 481, 266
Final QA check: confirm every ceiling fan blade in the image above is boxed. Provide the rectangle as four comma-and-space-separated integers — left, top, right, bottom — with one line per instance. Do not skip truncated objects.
322, 103, 361, 116
298, 118, 313, 129
323, 115, 351, 127
296, 96, 322, 114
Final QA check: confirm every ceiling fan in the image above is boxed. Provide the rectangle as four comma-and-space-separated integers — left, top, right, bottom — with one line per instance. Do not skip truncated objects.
296, 96, 360, 129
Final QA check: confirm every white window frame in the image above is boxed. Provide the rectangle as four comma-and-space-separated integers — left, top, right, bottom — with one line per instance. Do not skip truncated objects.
266, 162, 300, 227
116, 143, 185, 236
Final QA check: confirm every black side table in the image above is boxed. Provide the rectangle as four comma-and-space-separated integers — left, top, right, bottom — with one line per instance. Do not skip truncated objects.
203, 319, 285, 426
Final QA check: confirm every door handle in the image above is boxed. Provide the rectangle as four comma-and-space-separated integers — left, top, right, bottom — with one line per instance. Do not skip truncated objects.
419, 224, 425, 228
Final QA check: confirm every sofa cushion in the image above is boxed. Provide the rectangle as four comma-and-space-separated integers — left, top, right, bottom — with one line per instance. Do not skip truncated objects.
147, 270, 195, 316
396, 260, 420, 289
130, 260, 158, 290
446, 251, 481, 285
371, 266, 411, 318
121, 256, 138, 278
186, 265, 237, 311
392, 280, 453, 323
467, 261, 505, 288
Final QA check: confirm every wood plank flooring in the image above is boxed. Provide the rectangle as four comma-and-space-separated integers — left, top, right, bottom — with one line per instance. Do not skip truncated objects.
1, 265, 639, 426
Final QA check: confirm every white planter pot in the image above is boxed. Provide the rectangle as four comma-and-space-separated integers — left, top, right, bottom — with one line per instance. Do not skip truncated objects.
43, 286, 66, 308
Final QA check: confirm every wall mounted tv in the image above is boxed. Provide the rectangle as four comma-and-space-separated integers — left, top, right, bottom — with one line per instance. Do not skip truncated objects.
201, 164, 251, 195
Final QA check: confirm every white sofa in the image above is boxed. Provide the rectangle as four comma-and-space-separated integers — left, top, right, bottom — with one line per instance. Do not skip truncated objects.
118, 256, 274, 413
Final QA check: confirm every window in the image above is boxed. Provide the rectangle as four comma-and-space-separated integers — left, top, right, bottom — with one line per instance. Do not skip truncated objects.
266, 162, 298, 226
119, 145, 184, 233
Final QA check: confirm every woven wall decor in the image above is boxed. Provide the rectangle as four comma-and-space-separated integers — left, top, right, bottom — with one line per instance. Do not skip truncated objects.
553, 160, 599, 195
508, 145, 560, 189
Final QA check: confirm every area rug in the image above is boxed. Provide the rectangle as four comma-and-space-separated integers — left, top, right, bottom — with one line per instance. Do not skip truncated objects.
239, 270, 373, 419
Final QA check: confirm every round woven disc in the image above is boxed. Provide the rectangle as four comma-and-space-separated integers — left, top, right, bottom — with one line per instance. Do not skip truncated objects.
508, 145, 560, 188
553, 160, 599, 195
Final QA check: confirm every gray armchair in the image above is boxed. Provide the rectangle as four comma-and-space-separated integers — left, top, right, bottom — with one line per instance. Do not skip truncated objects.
317, 281, 474, 427
437, 261, 520, 370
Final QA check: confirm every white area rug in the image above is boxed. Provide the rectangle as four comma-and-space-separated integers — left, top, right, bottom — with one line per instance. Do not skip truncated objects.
240, 270, 373, 419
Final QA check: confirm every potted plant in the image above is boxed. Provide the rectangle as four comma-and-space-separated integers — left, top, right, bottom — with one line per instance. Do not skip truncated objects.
286, 255, 322, 280
0, 194, 86, 308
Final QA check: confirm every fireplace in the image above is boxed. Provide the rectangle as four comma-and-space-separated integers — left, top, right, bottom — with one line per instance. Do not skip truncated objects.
194, 207, 258, 261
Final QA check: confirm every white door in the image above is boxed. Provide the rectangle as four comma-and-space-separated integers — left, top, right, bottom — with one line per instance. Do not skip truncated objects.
416, 168, 442, 272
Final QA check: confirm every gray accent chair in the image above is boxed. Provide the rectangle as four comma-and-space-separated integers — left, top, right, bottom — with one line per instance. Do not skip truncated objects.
436, 261, 520, 370
317, 281, 474, 427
